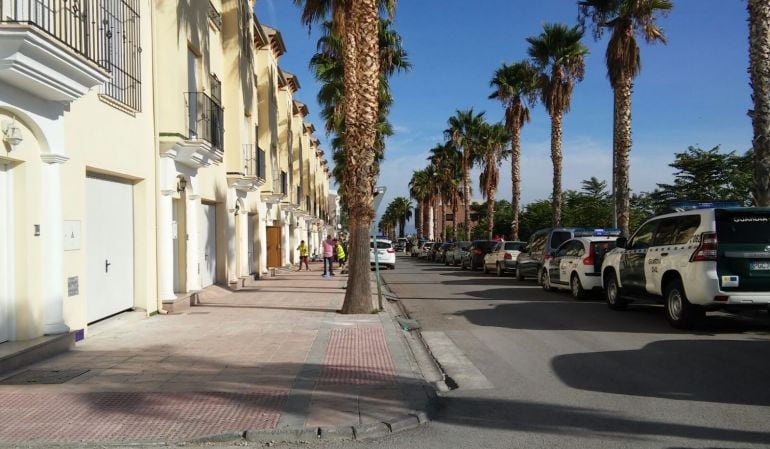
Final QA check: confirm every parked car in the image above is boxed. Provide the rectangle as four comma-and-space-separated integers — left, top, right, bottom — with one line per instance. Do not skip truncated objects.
541, 233, 619, 298
517, 228, 618, 283
483, 241, 527, 276
602, 206, 770, 328
446, 241, 471, 266
370, 239, 396, 269
461, 240, 498, 270
419, 241, 434, 259
436, 242, 453, 263
428, 242, 442, 261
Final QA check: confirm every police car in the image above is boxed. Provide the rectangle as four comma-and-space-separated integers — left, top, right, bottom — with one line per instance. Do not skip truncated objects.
541, 230, 621, 298
601, 205, 770, 328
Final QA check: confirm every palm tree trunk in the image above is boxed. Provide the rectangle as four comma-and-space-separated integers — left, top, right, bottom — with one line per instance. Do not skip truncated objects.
342, 0, 379, 314
487, 196, 495, 240
427, 203, 434, 240
750, 0, 770, 206
440, 196, 446, 241
463, 152, 471, 239
614, 77, 633, 236
510, 104, 522, 241
434, 196, 440, 241
399, 217, 405, 238
452, 191, 459, 239
551, 112, 563, 227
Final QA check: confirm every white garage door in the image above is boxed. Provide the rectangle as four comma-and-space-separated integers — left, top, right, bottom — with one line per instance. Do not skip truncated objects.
86, 176, 134, 323
200, 203, 217, 287
0, 163, 11, 343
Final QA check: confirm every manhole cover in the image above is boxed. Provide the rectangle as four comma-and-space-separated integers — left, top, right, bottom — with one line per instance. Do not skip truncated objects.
0, 369, 90, 385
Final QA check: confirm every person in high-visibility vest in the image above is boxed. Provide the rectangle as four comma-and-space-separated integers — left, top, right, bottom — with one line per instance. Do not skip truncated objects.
297, 240, 310, 271
335, 239, 346, 268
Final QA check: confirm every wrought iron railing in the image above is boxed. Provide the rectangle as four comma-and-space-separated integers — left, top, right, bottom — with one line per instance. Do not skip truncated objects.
240, 144, 266, 180
0, 0, 142, 110
256, 146, 266, 179
306, 195, 311, 214
280, 171, 287, 196
186, 91, 223, 152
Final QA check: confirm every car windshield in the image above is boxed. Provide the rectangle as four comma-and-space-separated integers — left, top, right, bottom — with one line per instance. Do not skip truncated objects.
370, 241, 392, 249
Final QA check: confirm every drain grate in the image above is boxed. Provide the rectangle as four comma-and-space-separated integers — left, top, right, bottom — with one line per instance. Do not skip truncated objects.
0, 369, 90, 385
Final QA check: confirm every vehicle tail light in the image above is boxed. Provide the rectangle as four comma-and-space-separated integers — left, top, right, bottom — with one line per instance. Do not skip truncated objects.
583, 243, 595, 266
713, 295, 729, 302
504, 253, 512, 260
691, 232, 718, 262
544, 254, 550, 261
387, 249, 395, 253
474, 249, 482, 255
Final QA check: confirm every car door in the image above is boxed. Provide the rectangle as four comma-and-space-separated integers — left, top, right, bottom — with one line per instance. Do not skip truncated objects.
559, 241, 585, 285
520, 232, 547, 277
549, 242, 572, 286
488, 243, 501, 268
620, 220, 659, 291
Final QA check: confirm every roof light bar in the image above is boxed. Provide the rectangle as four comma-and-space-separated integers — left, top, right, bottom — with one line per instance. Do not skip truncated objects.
573, 228, 622, 237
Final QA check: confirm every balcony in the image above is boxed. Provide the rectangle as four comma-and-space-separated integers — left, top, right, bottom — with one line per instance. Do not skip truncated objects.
165, 91, 224, 168
0, 0, 113, 102
261, 166, 286, 204
227, 144, 266, 192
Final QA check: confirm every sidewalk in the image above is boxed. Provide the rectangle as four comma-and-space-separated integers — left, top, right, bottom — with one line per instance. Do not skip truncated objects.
0, 263, 431, 446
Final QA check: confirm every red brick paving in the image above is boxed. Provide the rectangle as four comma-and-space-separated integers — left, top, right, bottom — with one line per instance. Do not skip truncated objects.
0, 390, 287, 443
318, 328, 396, 385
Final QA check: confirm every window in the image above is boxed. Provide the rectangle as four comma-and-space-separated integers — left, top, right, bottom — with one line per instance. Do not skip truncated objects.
673, 215, 701, 244
652, 218, 678, 246
550, 231, 572, 250
716, 210, 770, 244
504, 242, 525, 251
529, 232, 548, 253
99, 0, 142, 111
629, 221, 659, 250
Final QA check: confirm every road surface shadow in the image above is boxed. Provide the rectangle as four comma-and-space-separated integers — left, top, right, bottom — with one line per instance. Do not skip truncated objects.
551, 339, 770, 406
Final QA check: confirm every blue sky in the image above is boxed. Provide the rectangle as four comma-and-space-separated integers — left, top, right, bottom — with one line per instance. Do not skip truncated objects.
257, 0, 752, 229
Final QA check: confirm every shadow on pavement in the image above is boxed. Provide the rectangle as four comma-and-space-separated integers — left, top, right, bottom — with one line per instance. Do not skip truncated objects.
434, 396, 770, 444
457, 301, 770, 335
551, 339, 770, 406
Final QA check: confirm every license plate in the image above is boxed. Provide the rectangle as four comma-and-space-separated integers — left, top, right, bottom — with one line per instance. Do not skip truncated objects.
750, 261, 770, 271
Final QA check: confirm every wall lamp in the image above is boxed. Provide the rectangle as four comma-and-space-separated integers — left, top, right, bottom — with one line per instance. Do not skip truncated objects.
177, 176, 187, 193
2, 118, 23, 147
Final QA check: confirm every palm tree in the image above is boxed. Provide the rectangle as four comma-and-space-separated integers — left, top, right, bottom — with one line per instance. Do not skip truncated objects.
527, 23, 589, 227
296, 0, 396, 313
579, 0, 672, 236
388, 197, 413, 238
476, 122, 511, 240
446, 109, 485, 239
409, 169, 431, 238
489, 61, 539, 241
429, 142, 462, 241
748, 0, 770, 206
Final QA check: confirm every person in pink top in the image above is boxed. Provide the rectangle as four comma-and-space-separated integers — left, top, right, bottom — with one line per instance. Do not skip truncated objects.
322, 235, 335, 277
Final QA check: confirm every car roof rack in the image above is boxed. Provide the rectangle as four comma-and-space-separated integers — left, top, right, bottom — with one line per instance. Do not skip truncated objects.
572, 228, 622, 237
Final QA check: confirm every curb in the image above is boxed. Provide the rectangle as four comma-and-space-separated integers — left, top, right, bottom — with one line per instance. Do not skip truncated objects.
177, 411, 432, 445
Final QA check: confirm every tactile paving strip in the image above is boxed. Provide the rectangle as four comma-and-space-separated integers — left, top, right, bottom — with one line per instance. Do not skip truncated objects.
0, 390, 287, 443
318, 327, 396, 385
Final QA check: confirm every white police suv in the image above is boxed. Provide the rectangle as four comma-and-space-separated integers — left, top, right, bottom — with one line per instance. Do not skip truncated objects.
601, 206, 770, 328
542, 230, 621, 299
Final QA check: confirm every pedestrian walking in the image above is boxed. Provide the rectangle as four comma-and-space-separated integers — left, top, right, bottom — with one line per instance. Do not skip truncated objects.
297, 240, 310, 271
335, 239, 346, 268
322, 235, 335, 278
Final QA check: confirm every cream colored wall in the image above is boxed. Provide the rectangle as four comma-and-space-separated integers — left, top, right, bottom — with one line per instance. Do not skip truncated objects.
256, 49, 280, 193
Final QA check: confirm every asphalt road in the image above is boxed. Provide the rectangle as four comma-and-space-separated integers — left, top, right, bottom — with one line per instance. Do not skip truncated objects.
290, 254, 770, 449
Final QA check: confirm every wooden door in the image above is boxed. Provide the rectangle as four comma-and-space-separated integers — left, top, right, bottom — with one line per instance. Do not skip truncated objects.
266, 226, 282, 268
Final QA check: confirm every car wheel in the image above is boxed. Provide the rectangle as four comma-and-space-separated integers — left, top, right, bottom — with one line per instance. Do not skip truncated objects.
515, 264, 524, 281
570, 273, 586, 300
496, 263, 503, 277
664, 278, 703, 329
541, 269, 552, 291
389, 264, 395, 270
605, 272, 628, 310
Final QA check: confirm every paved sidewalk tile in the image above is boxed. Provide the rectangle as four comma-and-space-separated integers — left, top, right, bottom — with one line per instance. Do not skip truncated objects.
0, 264, 420, 444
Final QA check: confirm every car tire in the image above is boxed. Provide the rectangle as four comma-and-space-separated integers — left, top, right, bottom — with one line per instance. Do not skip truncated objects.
570, 273, 586, 300
605, 272, 628, 310
664, 278, 703, 329
496, 263, 503, 277
515, 265, 524, 281
541, 269, 552, 291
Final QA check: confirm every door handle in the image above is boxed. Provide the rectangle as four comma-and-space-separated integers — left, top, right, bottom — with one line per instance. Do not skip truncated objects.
661, 252, 669, 257
105, 259, 111, 273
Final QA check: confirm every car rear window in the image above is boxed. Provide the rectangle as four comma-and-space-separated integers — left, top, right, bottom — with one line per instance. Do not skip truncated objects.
504, 242, 525, 251
550, 231, 572, 249
476, 241, 498, 250
371, 241, 392, 249
716, 210, 770, 244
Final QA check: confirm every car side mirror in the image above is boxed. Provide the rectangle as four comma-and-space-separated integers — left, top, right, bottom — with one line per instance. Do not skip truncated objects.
616, 237, 627, 249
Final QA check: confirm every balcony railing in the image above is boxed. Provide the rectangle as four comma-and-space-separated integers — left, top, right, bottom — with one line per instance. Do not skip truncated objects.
1, 0, 142, 110
280, 171, 287, 196
306, 195, 311, 214
186, 91, 223, 152
241, 144, 266, 180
